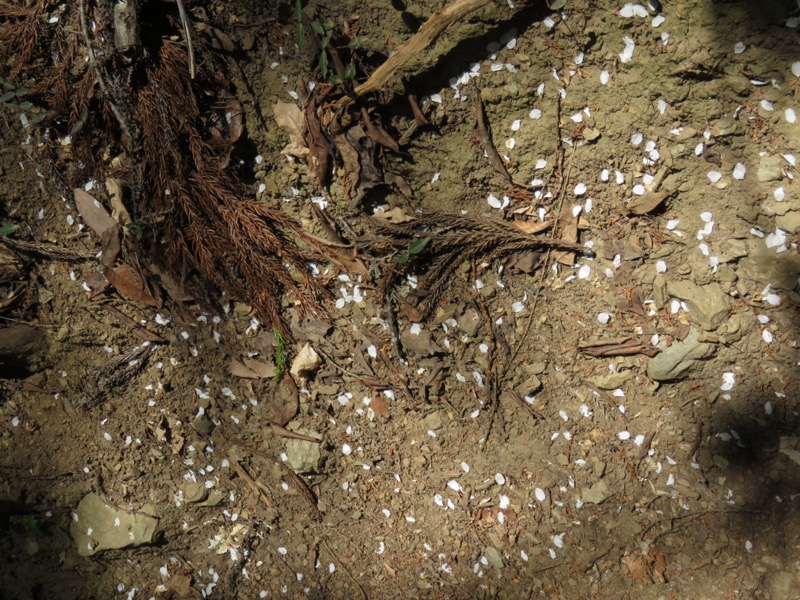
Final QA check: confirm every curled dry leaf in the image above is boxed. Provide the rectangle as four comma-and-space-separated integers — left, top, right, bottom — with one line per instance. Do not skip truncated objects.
229, 358, 277, 379
103, 263, 162, 308
370, 395, 388, 418
272, 100, 309, 157
74, 189, 121, 266
513, 219, 553, 235
374, 206, 415, 224
74, 189, 117, 238
555, 204, 579, 266
270, 372, 299, 426
627, 191, 670, 215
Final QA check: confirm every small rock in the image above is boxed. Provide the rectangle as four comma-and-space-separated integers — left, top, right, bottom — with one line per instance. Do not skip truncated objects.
515, 373, 542, 397
483, 546, 504, 569
767, 572, 795, 598
423, 411, 445, 431
192, 411, 215, 435
757, 155, 784, 182
652, 274, 668, 308
666, 281, 732, 330
70, 493, 158, 556
588, 370, 633, 390
648, 328, 715, 381
776, 210, 800, 233
712, 117, 737, 137
582, 480, 611, 504
290, 343, 321, 379
457, 308, 483, 337
738, 239, 800, 289
184, 482, 208, 504
401, 328, 442, 356
285, 430, 322, 473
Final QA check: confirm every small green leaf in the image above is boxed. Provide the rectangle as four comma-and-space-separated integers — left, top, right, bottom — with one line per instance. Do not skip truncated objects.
17, 101, 32, 111
0, 91, 15, 102
548, 0, 568, 9
15, 88, 27, 97
311, 21, 325, 36
408, 237, 431, 255
344, 62, 356, 80
328, 73, 341, 85
0, 78, 14, 90
297, 25, 305, 49
0, 223, 19, 237
398, 237, 430, 265
319, 51, 328, 79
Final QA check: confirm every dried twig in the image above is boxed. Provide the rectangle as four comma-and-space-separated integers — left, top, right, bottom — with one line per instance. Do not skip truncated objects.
474, 87, 512, 184
340, 0, 491, 102
174, 0, 196, 79
78, 0, 133, 144
367, 210, 593, 316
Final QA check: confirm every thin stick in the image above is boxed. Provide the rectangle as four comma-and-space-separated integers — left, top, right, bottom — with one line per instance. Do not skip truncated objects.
78, 0, 132, 143
229, 456, 275, 510
174, 0, 196, 79
340, 0, 491, 103
474, 87, 512, 184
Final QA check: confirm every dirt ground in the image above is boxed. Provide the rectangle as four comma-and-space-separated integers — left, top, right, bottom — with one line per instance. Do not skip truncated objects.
2, 0, 800, 598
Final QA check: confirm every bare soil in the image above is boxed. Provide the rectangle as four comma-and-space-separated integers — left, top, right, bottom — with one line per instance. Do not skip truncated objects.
2, 0, 800, 598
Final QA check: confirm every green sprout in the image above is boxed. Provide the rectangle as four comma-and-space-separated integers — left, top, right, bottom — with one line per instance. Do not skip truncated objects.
398, 237, 430, 265
0, 223, 18, 237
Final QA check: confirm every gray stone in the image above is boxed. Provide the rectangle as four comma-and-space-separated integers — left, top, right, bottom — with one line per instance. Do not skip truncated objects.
581, 480, 611, 504
767, 571, 795, 598
483, 546, 504, 569
401, 328, 442, 356
737, 239, 800, 290
666, 281, 732, 330
648, 328, 715, 381
457, 308, 483, 337
757, 155, 784, 182
423, 411, 445, 431
515, 373, 542, 397
588, 370, 633, 390
776, 210, 800, 233
652, 274, 668, 308
184, 482, 208, 504
70, 493, 158, 556
285, 430, 322, 473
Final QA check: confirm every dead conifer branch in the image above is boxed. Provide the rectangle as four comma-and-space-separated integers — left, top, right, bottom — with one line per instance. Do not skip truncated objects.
366, 211, 592, 315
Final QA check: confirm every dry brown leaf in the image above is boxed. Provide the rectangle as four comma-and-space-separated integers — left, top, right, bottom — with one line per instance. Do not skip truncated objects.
99, 226, 120, 267
622, 554, 649, 582
226, 96, 245, 143
272, 101, 309, 157
627, 191, 669, 215
74, 189, 118, 238
229, 358, 277, 379
650, 550, 668, 583
103, 264, 161, 307
555, 207, 579, 266
373, 206, 415, 224
104, 177, 132, 226
513, 219, 553, 234
271, 373, 299, 426
370, 395, 388, 418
